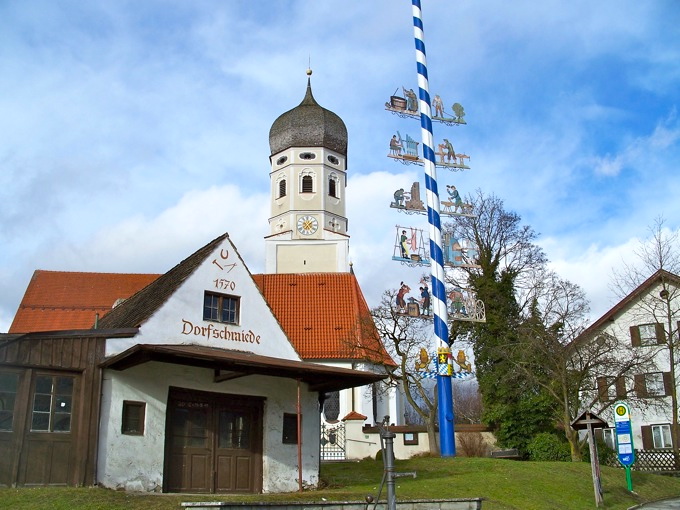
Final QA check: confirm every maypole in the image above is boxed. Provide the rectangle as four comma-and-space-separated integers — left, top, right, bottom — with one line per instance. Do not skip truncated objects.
410, 0, 456, 457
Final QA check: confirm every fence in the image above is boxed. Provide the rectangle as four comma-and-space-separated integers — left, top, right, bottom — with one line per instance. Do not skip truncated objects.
604, 449, 680, 473
321, 422, 347, 461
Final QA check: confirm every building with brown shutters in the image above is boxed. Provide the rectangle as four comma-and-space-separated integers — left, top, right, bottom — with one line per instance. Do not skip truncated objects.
574, 269, 680, 452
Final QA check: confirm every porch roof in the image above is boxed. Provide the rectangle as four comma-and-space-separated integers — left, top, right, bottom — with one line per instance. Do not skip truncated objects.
101, 343, 386, 393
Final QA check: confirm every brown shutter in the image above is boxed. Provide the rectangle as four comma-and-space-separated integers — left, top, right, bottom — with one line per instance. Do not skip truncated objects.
641, 425, 653, 449
615, 377, 627, 399
597, 377, 608, 402
630, 326, 641, 347
663, 372, 673, 397
655, 323, 666, 345
634, 374, 647, 397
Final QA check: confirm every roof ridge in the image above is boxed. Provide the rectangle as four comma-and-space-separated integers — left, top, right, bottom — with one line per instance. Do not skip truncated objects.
97, 233, 230, 329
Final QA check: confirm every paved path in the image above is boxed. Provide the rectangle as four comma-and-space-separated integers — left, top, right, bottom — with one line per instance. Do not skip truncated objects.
634, 498, 680, 509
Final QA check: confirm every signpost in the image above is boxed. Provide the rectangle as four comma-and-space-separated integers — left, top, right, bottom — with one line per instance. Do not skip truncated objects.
572, 410, 608, 507
613, 402, 635, 491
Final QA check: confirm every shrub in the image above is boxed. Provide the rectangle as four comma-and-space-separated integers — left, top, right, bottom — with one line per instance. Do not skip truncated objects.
457, 432, 490, 457
526, 433, 571, 461
582, 437, 617, 466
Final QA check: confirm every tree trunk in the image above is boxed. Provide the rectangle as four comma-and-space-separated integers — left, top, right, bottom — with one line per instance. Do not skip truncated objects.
427, 413, 440, 455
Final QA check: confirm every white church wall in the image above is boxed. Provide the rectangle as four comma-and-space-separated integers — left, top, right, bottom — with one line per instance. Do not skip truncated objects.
97, 361, 320, 493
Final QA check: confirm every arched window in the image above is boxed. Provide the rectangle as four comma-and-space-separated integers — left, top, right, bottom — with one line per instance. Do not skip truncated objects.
278, 179, 286, 198
328, 173, 339, 198
302, 175, 313, 193
323, 391, 340, 422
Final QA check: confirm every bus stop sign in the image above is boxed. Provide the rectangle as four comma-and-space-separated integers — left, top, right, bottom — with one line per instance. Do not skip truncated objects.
614, 402, 635, 467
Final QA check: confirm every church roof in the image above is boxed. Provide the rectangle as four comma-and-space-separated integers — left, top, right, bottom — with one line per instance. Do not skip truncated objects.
252, 272, 394, 365
269, 78, 347, 156
8, 270, 160, 333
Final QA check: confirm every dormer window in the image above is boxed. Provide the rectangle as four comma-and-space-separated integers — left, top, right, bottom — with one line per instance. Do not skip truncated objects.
302, 175, 313, 193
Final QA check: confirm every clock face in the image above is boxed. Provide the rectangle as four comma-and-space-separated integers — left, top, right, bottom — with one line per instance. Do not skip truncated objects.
297, 215, 318, 235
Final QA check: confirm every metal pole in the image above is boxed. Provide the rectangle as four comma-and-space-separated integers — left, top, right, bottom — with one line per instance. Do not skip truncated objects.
383, 430, 397, 510
410, 0, 455, 457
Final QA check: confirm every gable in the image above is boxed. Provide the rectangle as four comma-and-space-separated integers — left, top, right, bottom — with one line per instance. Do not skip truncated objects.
252, 272, 394, 365
572, 269, 680, 346
8, 271, 159, 334
104, 234, 301, 361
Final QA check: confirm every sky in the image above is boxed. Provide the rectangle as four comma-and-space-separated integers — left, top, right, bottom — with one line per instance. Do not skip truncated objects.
1, 0, 679, 333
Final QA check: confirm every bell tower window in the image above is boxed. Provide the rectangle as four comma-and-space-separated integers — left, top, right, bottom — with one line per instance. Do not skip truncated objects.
328, 173, 339, 198
302, 175, 313, 193
278, 179, 287, 198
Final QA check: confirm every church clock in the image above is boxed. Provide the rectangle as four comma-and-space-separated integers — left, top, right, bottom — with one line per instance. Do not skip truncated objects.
297, 215, 318, 236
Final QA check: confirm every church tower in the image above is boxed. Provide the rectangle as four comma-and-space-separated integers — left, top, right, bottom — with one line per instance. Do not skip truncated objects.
265, 71, 350, 274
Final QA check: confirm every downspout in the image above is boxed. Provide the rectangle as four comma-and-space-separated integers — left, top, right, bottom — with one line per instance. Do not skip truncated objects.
297, 379, 303, 492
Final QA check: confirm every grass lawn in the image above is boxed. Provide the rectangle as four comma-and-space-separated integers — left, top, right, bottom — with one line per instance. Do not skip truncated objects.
2, 457, 680, 509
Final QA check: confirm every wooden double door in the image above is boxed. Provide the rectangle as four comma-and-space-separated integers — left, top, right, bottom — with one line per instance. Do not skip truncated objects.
164, 388, 264, 493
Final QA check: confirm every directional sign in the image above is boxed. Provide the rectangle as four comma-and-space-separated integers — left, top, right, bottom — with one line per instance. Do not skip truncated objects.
614, 402, 635, 467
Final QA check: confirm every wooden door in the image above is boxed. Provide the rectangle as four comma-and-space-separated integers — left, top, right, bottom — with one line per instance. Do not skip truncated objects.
164, 388, 263, 494
214, 405, 262, 493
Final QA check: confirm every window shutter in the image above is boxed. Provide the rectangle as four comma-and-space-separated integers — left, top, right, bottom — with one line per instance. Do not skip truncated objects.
655, 323, 666, 345
630, 326, 641, 347
597, 377, 608, 402
641, 425, 653, 450
615, 377, 627, 399
634, 374, 647, 398
663, 372, 673, 397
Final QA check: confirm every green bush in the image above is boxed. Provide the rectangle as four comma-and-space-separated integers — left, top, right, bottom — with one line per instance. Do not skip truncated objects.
582, 438, 617, 466
526, 432, 571, 461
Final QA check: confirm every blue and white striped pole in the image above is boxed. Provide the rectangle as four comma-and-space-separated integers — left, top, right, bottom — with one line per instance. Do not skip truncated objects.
411, 0, 456, 457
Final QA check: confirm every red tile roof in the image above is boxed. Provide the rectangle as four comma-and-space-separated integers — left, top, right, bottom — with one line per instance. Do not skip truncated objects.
9, 264, 394, 366
8, 270, 160, 333
252, 272, 394, 365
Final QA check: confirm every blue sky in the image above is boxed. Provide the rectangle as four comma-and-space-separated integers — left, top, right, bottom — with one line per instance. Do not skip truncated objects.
1, 0, 679, 332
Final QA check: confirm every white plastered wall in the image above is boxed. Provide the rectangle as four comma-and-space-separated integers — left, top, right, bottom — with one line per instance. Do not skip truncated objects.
97, 361, 320, 493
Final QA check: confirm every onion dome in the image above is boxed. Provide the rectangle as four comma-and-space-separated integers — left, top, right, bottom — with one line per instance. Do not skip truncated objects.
269, 74, 348, 156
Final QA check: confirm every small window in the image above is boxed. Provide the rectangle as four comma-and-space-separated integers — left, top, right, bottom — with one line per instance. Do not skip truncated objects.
327, 155, 339, 165
31, 375, 74, 433
122, 401, 145, 435
403, 432, 419, 445
302, 175, 313, 193
632, 323, 664, 346
278, 179, 287, 198
282, 413, 299, 444
203, 292, 240, 325
652, 424, 672, 449
0, 372, 19, 432
300, 152, 315, 160
276, 156, 288, 165
645, 372, 665, 396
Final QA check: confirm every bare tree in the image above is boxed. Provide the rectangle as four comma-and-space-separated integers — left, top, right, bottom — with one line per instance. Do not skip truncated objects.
453, 380, 483, 424
367, 289, 441, 454
610, 217, 680, 463
512, 269, 659, 460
